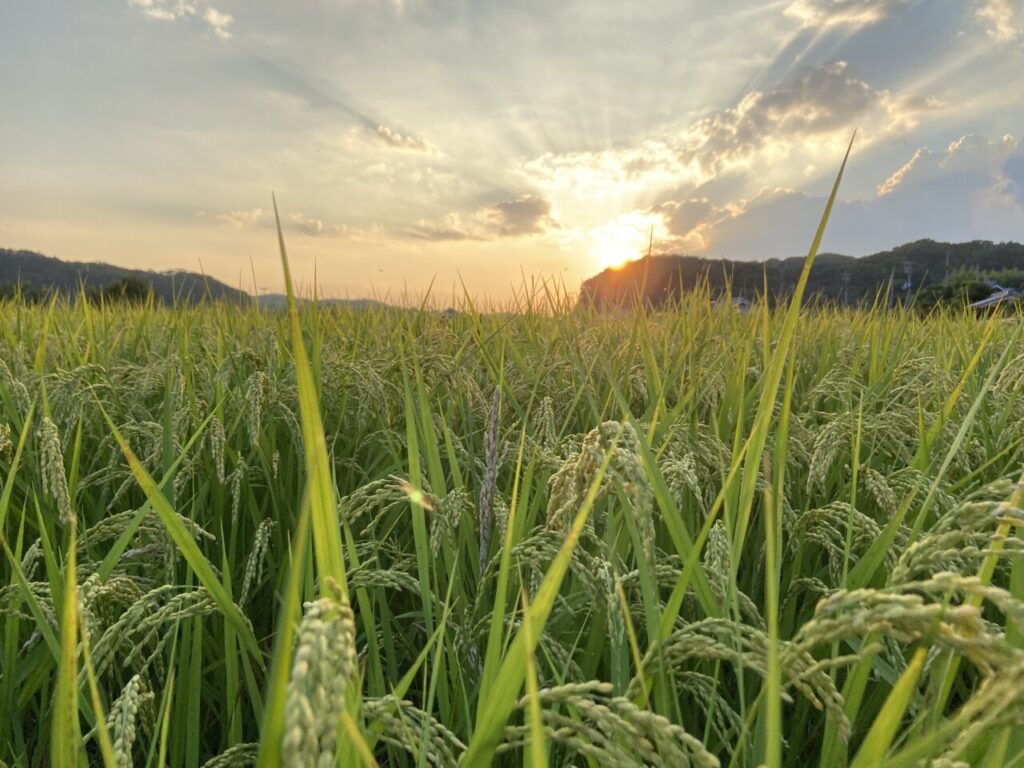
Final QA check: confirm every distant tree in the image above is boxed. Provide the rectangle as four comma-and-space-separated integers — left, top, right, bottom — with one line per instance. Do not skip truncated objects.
580, 240, 1024, 310
99, 277, 154, 305
981, 268, 1024, 291
0, 283, 45, 304
915, 274, 996, 312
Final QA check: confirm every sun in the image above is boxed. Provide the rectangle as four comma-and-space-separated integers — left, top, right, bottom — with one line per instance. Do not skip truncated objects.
592, 235, 634, 271
589, 212, 663, 272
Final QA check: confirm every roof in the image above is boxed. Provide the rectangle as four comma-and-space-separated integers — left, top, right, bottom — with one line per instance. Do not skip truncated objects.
969, 289, 1020, 309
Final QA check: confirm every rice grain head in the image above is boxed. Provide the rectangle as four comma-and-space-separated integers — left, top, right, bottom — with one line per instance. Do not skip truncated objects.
478, 388, 501, 576
39, 416, 73, 525
283, 578, 357, 768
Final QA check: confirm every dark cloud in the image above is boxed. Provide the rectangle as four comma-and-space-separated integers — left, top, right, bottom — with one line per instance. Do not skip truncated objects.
487, 194, 557, 236
654, 199, 716, 238
403, 194, 558, 241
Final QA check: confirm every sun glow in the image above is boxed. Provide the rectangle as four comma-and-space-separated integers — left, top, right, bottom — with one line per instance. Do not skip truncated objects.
591, 236, 634, 271
588, 211, 668, 272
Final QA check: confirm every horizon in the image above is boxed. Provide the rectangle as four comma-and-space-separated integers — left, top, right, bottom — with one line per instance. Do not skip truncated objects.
3, 1, 1023, 300
9, 236, 1024, 310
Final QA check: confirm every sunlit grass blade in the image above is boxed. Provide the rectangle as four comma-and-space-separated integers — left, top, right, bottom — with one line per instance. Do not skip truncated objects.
255, 488, 311, 768
519, 588, 548, 768
850, 647, 928, 768
461, 445, 616, 765
656, 132, 857, 650
51, 501, 79, 767
100, 406, 263, 663
0, 398, 37, 531
479, 428, 527, 705
79, 613, 117, 768
272, 195, 349, 599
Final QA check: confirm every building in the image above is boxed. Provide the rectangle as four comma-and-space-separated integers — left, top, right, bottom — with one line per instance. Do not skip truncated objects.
969, 283, 1021, 313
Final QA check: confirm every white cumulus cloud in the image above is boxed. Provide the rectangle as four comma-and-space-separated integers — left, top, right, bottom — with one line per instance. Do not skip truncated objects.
784, 0, 909, 29
288, 213, 360, 238
523, 61, 935, 213
203, 8, 233, 39
976, 0, 1022, 42
877, 134, 1019, 195
641, 133, 1024, 260
128, 0, 233, 40
374, 125, 439, 154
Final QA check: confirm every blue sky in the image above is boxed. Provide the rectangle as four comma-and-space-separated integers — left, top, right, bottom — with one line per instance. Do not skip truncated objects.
2, 0, 1022, 298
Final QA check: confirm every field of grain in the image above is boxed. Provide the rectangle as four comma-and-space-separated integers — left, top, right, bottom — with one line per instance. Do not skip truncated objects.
2, 269, 1024, 766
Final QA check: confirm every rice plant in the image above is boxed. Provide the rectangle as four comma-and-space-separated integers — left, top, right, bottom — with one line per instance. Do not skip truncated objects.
2, 184, 1024, 766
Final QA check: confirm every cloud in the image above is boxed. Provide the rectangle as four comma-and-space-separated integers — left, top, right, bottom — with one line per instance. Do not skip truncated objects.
197, 208, 264, 228
129, 0, 195, 21
976, 0, 1022, 42
203, 8, 233, 39
132, 5, 179, 21
128, 0, 233, 40
405, 215, 485, 242
877, 134, 1019, 195
288, 213, 358, 237
521, 141, 698, 203
374, 125, 439, 154
523, 62, 934, 208
642, 133, 1024, 260
404, 194, 558, 241
653, 199, 718, 242
784, 0, 909, 29
677, 61, 924, 173
486, 195, 558, 236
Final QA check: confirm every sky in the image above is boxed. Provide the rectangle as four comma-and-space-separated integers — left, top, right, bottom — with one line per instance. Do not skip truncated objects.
2, 0, 1023, 300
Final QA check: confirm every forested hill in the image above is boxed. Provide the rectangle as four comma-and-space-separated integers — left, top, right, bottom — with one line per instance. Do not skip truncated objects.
0, 248, 249, 304
580, 240, 1024, 308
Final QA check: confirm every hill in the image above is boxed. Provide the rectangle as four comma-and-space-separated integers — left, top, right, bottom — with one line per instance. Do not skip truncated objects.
0, 248, 249, 304
580, 240, 1024, 308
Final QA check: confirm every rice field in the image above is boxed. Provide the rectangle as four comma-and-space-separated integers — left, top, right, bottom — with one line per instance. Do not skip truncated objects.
3, 222, 1024, 765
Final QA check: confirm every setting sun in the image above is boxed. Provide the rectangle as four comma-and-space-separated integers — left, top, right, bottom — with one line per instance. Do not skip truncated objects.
5, 2, 1024, 766
591, 237, 634, 271
589, 211, 666, 272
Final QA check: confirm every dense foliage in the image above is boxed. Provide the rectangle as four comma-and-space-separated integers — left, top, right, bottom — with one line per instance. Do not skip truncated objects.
582, 239, 1024, 308
0, 249, 247, 305
1, 289, 1024, 767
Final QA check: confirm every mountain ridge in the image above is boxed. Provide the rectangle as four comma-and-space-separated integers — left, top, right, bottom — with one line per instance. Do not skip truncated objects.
0, 249, 385, 308
0, 248, 249, 304
580, 239, 1024, 307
